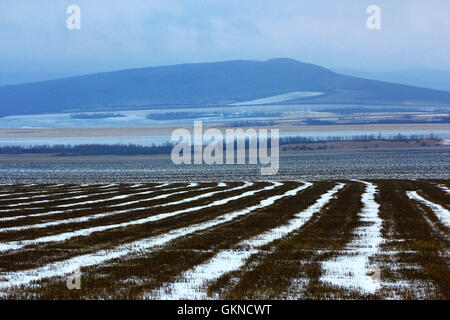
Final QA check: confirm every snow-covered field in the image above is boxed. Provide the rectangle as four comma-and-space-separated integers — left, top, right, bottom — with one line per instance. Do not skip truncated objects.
0, 180, 448, 299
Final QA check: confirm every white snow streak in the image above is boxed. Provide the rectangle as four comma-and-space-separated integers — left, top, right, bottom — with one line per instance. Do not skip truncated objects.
0, 182, 254, 253
107, 185, 215, 208
406, 191, 450, 229
0, 184, 176, 209
320, 181, 383, 294
437, 184, 450, 195
0, 182, 282, 290
153, 185, 230, 208
0, 184, 196, 220
155, 182, 347, 300
0, 190, 86, 202
0, 190, 119, 208
0, 186, 219, 232
53, 184, 194, 209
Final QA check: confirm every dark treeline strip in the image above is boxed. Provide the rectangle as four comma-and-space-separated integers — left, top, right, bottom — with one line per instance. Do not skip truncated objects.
70, 113, 126, 119
305, 116, 450, 126
279, 133, 441, 144
147, 112, 214, 120
317, 107, 448, 114
146, 111, 282, 120
0, 134, 442, 156
224, 120, 276, 127
0, 143, 174, 156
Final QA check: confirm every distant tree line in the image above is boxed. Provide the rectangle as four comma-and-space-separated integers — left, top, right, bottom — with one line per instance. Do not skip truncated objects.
305, 116, 450, 126
0, 143, 173, 156
224, 120, 276, 127
70, 113, 125, 119
0, 134, 441, 156
147, 112, 213, 120
279, 133, 439, 144
146, 111, 282, 121
317, 107, 447, 114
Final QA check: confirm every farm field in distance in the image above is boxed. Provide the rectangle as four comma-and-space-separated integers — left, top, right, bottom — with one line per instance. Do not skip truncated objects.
0, 179, 448, 299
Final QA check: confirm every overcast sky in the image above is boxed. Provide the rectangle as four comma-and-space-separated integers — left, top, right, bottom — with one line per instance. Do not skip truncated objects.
0, 0, 449, 85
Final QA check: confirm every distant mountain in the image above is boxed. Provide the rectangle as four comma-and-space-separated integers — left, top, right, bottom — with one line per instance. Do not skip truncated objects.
333, 68, 450, 92
1, 58, 449, 117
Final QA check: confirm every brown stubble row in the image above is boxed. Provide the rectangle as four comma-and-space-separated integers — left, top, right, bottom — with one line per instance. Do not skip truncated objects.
410, 180, 450, 235
1, 180, 449, 299
430, 179, 450, 190
0, 183, 156, 220
0, 182, 269, 272
207, 182, 366, 300
0, 182, 221, 234
0, 183, 188, 217
0, 184, 83, 202
3, 181, 325, 299
374, 180, 449, 299
0, 182, 245, 245
208, 180, 449, 300
0, 183, 81, 195
413, 180, 450, 209
0, 183, 134, 207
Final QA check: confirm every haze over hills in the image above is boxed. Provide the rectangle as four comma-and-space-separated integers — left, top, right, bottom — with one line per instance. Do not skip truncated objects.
332, 68, 450, 92
1, 58, 450, 117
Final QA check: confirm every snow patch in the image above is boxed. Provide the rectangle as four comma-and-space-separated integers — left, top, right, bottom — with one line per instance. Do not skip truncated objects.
437, 184, 450, 195
320, 181, 383, 294
231, 91, 324, 106
406, 191, 450, 229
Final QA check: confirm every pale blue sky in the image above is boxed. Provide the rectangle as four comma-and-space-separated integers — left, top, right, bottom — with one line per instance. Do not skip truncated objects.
0, 0, 449, 85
